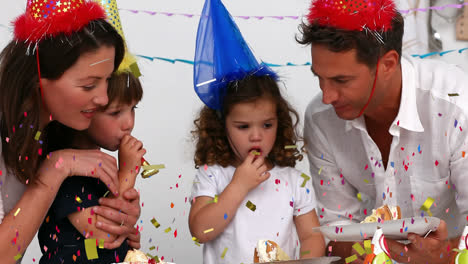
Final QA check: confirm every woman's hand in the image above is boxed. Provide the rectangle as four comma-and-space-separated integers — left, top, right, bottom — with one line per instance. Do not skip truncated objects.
39, 149, 120, 195
93, 188, 141, 249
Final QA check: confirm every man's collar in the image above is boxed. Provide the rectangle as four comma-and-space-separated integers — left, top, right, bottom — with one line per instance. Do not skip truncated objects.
345, 56, 424, 134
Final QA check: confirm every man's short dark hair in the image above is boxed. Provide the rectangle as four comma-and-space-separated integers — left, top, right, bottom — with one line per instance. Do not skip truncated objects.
297, 12, 404, 68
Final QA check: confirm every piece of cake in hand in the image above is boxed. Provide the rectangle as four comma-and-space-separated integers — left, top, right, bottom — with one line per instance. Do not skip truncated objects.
253, 240, 290, 263
361, 205, 401, 223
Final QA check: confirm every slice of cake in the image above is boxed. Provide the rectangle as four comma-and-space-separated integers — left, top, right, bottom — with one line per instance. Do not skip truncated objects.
361, 205, 401, 223
121, 249, 166, 264
253, 240, 290, 263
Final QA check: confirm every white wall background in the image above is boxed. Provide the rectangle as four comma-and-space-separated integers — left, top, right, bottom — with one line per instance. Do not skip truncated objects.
0, 0, 467, 263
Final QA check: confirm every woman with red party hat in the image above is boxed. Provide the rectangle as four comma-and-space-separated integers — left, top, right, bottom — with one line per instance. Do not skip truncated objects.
0, 1, 140, 263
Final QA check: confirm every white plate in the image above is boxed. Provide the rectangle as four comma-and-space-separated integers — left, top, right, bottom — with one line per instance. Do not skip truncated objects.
319, 217, 440, 241
259, 257, 341, 264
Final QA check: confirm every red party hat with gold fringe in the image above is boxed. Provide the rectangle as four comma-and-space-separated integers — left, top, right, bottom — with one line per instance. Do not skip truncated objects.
306, 0, 397, 32
14, 0, 106, 43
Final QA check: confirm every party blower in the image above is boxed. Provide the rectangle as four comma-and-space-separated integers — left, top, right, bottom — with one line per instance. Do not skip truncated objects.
363, 228, 392, 264
141, 158, 164, 178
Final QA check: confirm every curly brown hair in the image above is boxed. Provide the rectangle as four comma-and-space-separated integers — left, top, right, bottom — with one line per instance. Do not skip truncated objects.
192, 75, 303, 168
296, 12, 404, 69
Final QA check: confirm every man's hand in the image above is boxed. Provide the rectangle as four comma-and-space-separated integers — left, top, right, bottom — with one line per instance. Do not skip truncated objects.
386, 220, 457, 264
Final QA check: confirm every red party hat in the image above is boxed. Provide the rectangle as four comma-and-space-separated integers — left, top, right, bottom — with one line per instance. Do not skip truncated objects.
14, 0, 106, 43
306, 0, 397, 32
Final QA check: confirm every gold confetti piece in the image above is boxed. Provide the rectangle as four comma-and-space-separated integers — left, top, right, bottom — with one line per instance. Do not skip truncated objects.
318, 167, 323, 175
14, 208, 20, 217
151, 218, 161, 228
352, 243, 365, 256
98, 239, 104, 249
300, 250, 311, 256
420, 197, 435, 216
221, 247, 228, 259
364, 240, 372, 254
345, 255, 357, 263
284, 145, 297, 149
34, 131, 41, 141
164, 227, 172, 233
251, 151, 261, 156
246, 200, 256, 211
300, 173, 311, 187
149, 246, 155, 250
448, 93, 460, 97
357, 193, 362, 202
142, 164, 166, 171
14, 254, 22, 261
84, 239, 99, 260
192, 237, 201, 246
75, 196, 82, 204
363, 179, 369, 184
204, 228, 214, 233
103, 190, 110, 198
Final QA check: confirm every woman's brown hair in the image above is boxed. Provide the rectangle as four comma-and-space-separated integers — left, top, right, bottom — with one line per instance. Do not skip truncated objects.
192, 75, 303, 168
0, 19, 125, 183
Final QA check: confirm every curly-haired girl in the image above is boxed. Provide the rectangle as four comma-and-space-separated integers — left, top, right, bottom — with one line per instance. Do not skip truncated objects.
189, 76, 325, 263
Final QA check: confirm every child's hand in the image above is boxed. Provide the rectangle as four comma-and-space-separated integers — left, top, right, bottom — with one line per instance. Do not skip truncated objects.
118, 134, 146, 179
230, 151, 271, 194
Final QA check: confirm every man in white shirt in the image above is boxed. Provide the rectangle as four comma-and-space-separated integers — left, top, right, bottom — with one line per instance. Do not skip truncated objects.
298, 0, 468, 263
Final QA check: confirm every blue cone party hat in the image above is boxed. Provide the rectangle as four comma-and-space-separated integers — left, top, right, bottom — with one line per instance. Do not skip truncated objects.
193, 0, 278, 110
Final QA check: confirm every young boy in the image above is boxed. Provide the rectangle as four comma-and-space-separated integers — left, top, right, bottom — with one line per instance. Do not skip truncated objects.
38, 72, 145, 264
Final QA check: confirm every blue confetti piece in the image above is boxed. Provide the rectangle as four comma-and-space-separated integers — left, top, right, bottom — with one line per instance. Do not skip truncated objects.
404, 227, 408, 232
418, 144, 421, 153
390, 162, 395, 168
455, 119, 458, 128
224, 213, 228, 220
306, 188, 310, 194
321, 154, 324, 159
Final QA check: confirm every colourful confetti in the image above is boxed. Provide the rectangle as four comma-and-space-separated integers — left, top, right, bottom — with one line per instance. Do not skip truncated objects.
420, 197, 435, 216
204, 228, 214, 233
14, 208, 20, 217
98, 239, 104, 249
364, 240, 372, 254
14, 254, 22, 261
345, 254, 358, 263
151, 218, 161, 228
246, 200, 256, 211
352, 243, 365, 256
75, 196, 82, 204
164, 227, 172, 233
84, 239, 99, 260
34, 131, 41, 140
448, 93, 459, 97
221, 247, 228, 259
300, 173, 311, 187
284, 145, 297, 149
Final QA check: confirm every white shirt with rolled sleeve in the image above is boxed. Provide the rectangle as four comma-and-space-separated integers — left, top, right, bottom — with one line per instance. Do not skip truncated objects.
304, 56, 468, 239
190, 164, 317, 264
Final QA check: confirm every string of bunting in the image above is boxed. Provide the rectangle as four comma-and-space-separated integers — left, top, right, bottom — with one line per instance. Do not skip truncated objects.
119, 2, 468, 18
0, 28, 466, 66
135, 48, 468, 66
